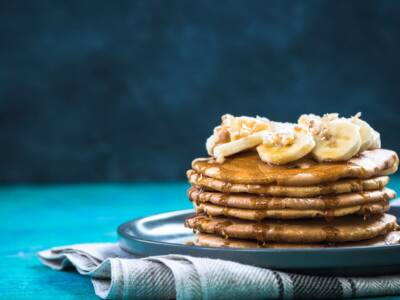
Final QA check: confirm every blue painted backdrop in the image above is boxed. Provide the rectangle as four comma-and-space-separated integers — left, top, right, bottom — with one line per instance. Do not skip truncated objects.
1, 0, 400, 183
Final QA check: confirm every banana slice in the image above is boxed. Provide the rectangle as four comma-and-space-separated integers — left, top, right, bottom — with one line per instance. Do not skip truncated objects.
351, 117, 374, 152
369, 130, 381, 149
256, 126, 315, 165
206, 125, 231, 156
213, 131, 265, 162
312, 119, 361, 162
206, 134, 217, 156
298, 114, 321, 128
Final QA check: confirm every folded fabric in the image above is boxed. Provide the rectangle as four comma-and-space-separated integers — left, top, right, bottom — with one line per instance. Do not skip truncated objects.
38, 243, 400, 300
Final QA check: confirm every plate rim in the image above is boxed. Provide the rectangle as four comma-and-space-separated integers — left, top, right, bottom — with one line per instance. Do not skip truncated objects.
117, 207, 400, 254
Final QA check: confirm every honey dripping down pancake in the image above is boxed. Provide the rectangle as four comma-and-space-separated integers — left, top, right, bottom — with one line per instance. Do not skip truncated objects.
188, 187, 395, 210
192, 149, 398, 186
194, 201, 390, 221
185, 214, 399, 243
195, 231, 400, 249
187, 170, 390, 197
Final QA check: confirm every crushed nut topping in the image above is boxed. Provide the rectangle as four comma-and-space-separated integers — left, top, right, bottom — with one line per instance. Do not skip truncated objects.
263, 122, 298, 147
220, 114, 271, 141
206, 114, 271, 156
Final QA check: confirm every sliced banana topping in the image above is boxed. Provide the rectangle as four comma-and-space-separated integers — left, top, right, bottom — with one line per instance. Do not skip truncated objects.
213, 131, 266, 163
298, 114, 322, 134
206, 113, 381, 165
257, 124, 315, 165
312, 118, 361, 162
206, 114, 271, 161
351, 114, 375, 152
370, 130, 381, 149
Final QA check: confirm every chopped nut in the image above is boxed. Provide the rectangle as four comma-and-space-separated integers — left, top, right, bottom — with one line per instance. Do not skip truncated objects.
214, 114, 271, 143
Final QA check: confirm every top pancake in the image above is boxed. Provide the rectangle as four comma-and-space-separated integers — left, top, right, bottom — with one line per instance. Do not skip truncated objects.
192, 149, 398, 186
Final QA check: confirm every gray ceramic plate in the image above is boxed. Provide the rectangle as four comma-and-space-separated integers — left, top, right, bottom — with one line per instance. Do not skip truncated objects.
118, 206, 400, 276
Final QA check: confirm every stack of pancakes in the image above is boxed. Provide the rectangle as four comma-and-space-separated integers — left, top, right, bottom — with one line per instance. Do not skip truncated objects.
185, 149, 400, 248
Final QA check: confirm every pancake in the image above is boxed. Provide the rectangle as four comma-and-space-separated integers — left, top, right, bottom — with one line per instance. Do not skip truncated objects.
194, 201, 390, 220
188, 170, 389, 197
195, 231, 400, 249
192, 149, 398, 186
188, 187, 396, 210
185, 213, 399, 243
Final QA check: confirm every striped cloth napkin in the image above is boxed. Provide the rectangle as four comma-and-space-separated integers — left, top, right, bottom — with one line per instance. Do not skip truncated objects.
38, 243, 400, 299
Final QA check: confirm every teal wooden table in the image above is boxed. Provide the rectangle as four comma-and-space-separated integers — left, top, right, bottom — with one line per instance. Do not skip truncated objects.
1, 180, 399, 299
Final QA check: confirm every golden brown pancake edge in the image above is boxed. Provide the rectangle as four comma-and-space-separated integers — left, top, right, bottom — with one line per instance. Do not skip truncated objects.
187, 169, 390, 197
185, 213, 399, 243
195, 231, 400, 249
188, 187, 396, 210
194, 201, 390, 221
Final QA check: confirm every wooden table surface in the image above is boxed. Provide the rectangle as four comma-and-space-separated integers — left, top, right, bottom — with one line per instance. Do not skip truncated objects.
1, 180, 399, 299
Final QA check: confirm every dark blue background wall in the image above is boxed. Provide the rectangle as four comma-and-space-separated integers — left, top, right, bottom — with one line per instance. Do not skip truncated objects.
1, 1, 400, 183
